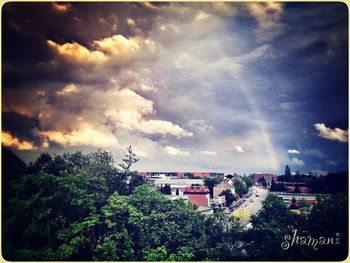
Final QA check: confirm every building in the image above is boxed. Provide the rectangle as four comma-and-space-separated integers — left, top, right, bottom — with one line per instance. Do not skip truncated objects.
211, 195, 226, 207
139, 171, 224, 179
183, 184, 211, 206
251, 173, 278, 186
285, 183, 312, 194
271, 192, 317, 206
310, 169, 328, 177
150, 178, 204, 196
213, 182, 235, 199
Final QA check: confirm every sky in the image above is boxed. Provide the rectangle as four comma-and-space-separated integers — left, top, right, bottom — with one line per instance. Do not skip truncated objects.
2, 2, 348, 175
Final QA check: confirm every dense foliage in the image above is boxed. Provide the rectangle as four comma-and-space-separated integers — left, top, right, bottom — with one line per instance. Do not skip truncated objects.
2, 147, 348, 261
277, 172, 348, 194
245, 194, 348, 260
2, 147, 243, 261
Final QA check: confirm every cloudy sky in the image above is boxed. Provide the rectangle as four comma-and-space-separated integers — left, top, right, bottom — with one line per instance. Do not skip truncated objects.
2, 2, 348, 174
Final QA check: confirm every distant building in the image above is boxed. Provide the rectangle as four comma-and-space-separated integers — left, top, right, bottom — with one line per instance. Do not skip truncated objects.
183, 184, 211, 206
251, 173, 278, 186
310, 169, 328, 177
213, 182, 235, 199
139, 171, 224, 178
285, 183, 312, 194
270, 180, 316, 207
212, 195, 226, 207
271, 181, 312, 194
271, 192, 317, 206
151, 178, 204, 196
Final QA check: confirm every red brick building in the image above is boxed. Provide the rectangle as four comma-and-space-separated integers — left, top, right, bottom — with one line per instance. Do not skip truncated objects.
183, 185, 210, 206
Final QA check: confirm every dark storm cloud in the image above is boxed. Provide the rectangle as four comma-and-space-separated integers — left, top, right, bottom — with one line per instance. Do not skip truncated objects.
2, 112, 39, 142
2, 2, 348, 173
2, 2, 158, 87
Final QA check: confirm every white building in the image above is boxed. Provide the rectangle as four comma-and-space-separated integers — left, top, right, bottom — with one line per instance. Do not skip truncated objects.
310, 169, 328, 177
152, 178, 204, 196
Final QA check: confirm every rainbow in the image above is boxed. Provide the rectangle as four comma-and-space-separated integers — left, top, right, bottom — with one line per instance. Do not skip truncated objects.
235, 74, 281, 172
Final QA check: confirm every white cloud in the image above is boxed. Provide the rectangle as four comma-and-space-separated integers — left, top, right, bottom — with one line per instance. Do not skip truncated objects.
164, 146, 190, 156
201, 150, 217, 155
291, 157, 305, 166
314, 123, 348, 142
103, 89, 192, 138
36, 123, 119, 148
235, 145, 244, 153
287, 149, 300, 154
47, 40, 108, 66
136, 120, 193, 138
48, 34, 157, 67
245, 2, 285, 41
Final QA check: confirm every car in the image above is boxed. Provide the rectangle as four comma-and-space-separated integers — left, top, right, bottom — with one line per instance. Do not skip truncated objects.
250, 199, 254, 202
255, 194, 259, 197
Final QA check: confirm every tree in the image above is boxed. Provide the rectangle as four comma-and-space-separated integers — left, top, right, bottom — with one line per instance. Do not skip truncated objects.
219, 189, 236, 207
160, 184, 171, 195
242, 176, 253, 188
285, 165, 291, 177
118, 145, 139, 172
245, 194, 307, 260
289, 197, 298, 209
4, 150, 235, 261
294, 183, 300, 193
234, 178, 247, 196
258, 177, 267, 187
204, 177, 223, 198
306, 194, 348, 260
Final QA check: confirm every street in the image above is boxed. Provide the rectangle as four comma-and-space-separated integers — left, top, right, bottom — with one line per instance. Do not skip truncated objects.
233, 186, 269, 225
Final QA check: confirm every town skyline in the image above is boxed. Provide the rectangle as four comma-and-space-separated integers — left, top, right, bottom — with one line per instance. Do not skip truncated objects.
2, 2, 348, 174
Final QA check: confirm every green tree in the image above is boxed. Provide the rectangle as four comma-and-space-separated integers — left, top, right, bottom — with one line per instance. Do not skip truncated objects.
306, 194, 348, 260
204, 177, 223, 198
234, 178, 247, 196
160, 184, 171, 195
219, 189, 236, 207
118, 145, 139, 172
244, 194, 308, 260
242, 176, 253, 188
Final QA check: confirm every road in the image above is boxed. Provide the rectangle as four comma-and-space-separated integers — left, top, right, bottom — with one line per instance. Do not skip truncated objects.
233, 186, 268, 225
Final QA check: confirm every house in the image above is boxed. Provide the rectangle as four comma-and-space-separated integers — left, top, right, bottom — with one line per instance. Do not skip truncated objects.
285, 183, 312, 194
183, 184, 211, 206
213, 182, 235, 199
310, 169, 328, 177
251, 173, 278, 186
151, 178, 204, 196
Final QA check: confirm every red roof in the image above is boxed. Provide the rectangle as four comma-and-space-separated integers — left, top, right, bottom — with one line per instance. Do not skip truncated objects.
286, 186, 312, 193
184, 185, 210, 194
192, 172, 211, 177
